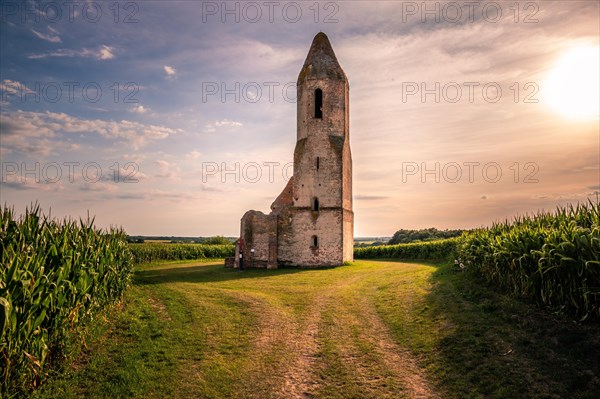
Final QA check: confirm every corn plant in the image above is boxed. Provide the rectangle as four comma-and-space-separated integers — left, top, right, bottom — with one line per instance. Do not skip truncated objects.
0, 204, 133, 397
128, 242, 235, 264
354, 238, 459, 260
457, 201, 599, 320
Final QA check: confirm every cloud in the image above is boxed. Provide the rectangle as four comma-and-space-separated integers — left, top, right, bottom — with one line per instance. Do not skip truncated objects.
205, 119, 243, 133
164, 65, 176, 77
28, 45, 115, 60
154, 160, 181, 179
98, 165, 148, 183
0, 80, 34, 100
355, 195, 389, 201
117, 189, 200, 201
98, 45, 115, 60
186, 150, 203, 159
130, 105, 148, 114
80, 181, 119, 193
0, 110, 181, 156
0, 111, 58, 156
154, 159, 170, 171
0, 173, 64, 192
31, 28, 61, 43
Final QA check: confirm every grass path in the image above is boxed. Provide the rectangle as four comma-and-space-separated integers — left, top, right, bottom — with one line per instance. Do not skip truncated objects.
34, 260, 600, 399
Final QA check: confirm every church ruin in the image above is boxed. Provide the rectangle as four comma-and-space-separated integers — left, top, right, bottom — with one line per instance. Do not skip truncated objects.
228, 32, 353, 268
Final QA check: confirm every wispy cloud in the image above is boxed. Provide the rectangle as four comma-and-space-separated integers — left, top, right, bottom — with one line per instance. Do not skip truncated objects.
80, 181, 119, 193
0, 174, 65, 192
0, 80, 34, 98
98, 165, 149, 183
355, 195, 389, 201
31, 27, 61, 43
28, 45, 114, 60
0, 111, 181, 156
205, 119, 243, 133
117, 189, 200, 202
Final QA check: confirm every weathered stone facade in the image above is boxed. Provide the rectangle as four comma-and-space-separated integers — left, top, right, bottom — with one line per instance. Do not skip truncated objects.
231, 32, 353, 268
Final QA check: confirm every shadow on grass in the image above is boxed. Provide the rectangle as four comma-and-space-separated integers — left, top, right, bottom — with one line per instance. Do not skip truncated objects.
134, 262, 309, 285
424, 263, 600, 399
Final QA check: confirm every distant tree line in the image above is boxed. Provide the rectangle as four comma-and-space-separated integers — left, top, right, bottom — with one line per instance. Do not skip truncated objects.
354, 240, 388, 248
387, 228, 465, 245
127, 235, 235, 244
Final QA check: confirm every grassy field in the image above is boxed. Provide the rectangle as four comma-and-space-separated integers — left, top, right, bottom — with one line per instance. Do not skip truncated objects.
32, 260, 599, 399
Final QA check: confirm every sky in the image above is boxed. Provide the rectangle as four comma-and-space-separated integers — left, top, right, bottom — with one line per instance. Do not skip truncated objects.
0, 0, 599, 237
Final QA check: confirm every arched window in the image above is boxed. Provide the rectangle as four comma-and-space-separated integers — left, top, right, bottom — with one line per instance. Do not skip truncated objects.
312, 235, 319, 248
312, 197, 320, 211
314, 88, 323, 119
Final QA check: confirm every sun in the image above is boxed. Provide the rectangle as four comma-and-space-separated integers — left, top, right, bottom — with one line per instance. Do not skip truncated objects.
543, 45, 600, 121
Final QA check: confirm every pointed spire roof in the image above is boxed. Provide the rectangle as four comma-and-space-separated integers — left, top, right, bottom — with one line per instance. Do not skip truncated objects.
298, 32, 347, 83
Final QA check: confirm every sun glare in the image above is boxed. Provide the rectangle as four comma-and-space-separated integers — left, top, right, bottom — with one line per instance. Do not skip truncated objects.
543, 45, 600, 121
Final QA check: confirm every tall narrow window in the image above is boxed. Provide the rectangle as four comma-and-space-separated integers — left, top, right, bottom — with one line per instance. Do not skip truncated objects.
315, 89, 323, 119
316, 156, 320, 170
312, 197, 320, 212
312, 235, 319, 248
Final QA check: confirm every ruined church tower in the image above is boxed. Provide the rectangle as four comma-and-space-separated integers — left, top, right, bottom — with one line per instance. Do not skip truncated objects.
233, 33, 353, 268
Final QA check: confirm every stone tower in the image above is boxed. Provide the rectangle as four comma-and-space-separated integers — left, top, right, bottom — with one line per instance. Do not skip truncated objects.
231, 32, 353, 269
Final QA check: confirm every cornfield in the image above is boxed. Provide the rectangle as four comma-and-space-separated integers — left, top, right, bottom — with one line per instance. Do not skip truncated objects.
354, 202, 599, 320
354, 238, 459, 260
0, 205, 133, 397
457, 201, 600, 320
128, 242, 235, 264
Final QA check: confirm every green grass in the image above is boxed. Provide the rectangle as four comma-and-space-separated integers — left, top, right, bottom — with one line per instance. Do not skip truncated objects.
32, 260, 600, 399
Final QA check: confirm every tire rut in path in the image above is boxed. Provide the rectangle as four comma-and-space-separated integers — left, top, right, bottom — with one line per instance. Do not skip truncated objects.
278, 290, 330, 399
277, 274, 366, 399
352, 285, 440, 399
281, 272, 440, 399
230, 271, 440, 399
226, 292, 296, 399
